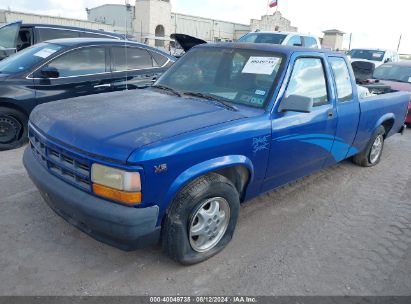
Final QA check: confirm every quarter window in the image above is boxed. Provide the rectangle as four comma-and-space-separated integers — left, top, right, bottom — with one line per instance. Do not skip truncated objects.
285, 58, 328, 107
47, 47, 106, 77
112, 47, 153, 71
303, 37, 318, 48
329, 57, 353, 102
287, 35, 302, 47
150, 51, 169, 67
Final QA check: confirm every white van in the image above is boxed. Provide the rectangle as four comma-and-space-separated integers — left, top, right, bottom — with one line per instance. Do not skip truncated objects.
238, 31, 321, 49
347, 49, 400, 68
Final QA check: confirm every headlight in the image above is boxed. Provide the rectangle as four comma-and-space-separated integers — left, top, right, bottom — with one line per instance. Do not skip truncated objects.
91, 164, 141, 204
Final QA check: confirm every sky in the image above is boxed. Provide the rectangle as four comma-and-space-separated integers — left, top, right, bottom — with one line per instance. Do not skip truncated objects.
1, 0, 410, 53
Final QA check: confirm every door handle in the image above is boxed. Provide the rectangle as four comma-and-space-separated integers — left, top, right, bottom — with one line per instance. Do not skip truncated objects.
94, 84, 111, 88
327, 110, 334, 118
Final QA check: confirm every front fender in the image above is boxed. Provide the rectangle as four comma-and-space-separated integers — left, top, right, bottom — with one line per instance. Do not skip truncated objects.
161, 155, 254, 214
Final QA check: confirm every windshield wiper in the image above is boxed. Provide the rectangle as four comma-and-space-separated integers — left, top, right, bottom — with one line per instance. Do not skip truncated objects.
183, 91, 239, 111
152, 84, 182, 97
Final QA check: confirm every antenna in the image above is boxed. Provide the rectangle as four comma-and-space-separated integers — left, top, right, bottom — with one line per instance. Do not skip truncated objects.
124, 0, 129, 90
397, 34, 402, 53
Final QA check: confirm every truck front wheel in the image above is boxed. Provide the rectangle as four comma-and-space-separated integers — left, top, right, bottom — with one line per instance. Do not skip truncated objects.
162, 173, 240, 265
352, 126, 385, 167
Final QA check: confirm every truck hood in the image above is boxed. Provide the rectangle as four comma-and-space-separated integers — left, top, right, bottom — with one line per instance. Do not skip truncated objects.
30, 89, 246, 162
0, 73, 11, 79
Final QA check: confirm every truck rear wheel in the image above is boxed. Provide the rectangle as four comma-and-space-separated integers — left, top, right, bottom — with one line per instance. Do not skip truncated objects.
352, 126, 385, 167
162, 173, 240, 265
0, 107, 28, 151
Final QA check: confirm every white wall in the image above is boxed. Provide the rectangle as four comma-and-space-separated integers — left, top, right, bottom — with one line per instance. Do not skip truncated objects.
88, 5, 134, 34
0, 9, 113, 32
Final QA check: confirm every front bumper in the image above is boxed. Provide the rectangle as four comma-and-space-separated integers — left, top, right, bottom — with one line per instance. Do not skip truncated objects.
23, 147, 161, 251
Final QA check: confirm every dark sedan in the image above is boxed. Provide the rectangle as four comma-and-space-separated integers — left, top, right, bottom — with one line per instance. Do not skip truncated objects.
0, 38, 175, 150
373, 61, 411, 125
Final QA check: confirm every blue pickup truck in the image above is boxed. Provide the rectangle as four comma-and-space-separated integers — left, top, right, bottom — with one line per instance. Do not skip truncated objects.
23, 43, 409, 264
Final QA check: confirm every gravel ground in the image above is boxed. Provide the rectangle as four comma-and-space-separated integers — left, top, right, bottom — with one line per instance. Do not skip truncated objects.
0, 130, 410, 296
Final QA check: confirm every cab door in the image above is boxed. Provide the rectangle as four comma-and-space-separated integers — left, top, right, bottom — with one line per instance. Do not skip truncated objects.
262, 54, 338, 192
325, 56, 360, 166
33, 45, 113, 105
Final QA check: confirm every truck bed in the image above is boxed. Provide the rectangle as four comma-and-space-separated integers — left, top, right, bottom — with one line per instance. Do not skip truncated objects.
355, 91, 410, 148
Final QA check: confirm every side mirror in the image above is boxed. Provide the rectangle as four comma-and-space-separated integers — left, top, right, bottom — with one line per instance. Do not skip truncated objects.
40, 66, 59, 79
278, 95, 314, 113
293, 43, 303, 47
384, 58, 392, 63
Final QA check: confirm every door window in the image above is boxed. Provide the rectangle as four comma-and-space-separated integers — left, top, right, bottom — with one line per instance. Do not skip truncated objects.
329, 57, 353, 102
47, 47, 106, 77
287, 35, 302, 47
112, 47, 154, 71
37, 28, 80, 42
285, 58, 329, 106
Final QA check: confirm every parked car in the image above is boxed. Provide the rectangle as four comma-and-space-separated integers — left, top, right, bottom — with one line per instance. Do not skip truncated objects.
238, 31, 321, 48
170, 31, 320, 56
373, 61, 411, 125
0, 38, 175, 150
0, 21, 125, 60
23, 43, 409, 264
347, 48, 400, 68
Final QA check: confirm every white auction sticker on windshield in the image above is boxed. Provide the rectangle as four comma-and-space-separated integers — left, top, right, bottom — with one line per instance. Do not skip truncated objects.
242, 57, 280, 75
33, 48, 58, 59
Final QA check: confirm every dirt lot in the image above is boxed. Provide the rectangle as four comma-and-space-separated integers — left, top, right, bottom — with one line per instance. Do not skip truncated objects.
0, 130, 410, 296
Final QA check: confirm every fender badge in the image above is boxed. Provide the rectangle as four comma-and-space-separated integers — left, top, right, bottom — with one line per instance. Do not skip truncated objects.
154, 164, 168, 174
252, 136, 270, 154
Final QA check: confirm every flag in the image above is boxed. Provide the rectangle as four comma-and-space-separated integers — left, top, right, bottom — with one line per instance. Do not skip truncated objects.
269, 0, 278, 8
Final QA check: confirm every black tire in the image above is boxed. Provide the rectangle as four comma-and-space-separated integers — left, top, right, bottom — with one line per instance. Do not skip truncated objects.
0, 107, 28, 151
352, 126, 385, 167
162, 173, 240, 265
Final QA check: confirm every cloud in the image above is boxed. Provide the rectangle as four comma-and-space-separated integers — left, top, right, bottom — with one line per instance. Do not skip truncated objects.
1, 0, 410, 52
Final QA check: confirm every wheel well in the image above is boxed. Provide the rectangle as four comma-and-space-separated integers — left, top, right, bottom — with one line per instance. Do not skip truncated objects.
381, 119, 394, 137
0, 101, 29, 117
214, 165, 250, 201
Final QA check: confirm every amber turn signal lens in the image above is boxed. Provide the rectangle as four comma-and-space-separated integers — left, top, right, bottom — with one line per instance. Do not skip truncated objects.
93, 183, 141, 205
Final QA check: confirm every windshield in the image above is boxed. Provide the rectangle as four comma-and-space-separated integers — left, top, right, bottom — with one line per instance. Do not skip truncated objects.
0, 22, 20, 49
156, 47, 283, 108
348, 49, 385, 61
238, 33, 287, 45
374, 64, 411, 83
0, 42, 64, 74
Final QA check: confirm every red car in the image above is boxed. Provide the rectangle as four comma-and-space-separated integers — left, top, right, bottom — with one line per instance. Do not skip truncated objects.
373, 61, 411, 125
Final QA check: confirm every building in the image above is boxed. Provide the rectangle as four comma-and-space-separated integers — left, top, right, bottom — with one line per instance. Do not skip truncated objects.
322, 29, 345, 50
88, 0, 297, 47
0, 1, 298, 50
0, 9, 113, 32
250, 11, 297, 32
86, 4, 135, 34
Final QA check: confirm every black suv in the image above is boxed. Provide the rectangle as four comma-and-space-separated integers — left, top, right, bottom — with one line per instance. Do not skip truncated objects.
0, 21, 125, 60
0, 38, 175, 150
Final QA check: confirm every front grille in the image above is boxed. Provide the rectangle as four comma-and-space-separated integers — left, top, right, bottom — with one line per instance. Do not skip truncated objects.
29, 126, 92, 191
